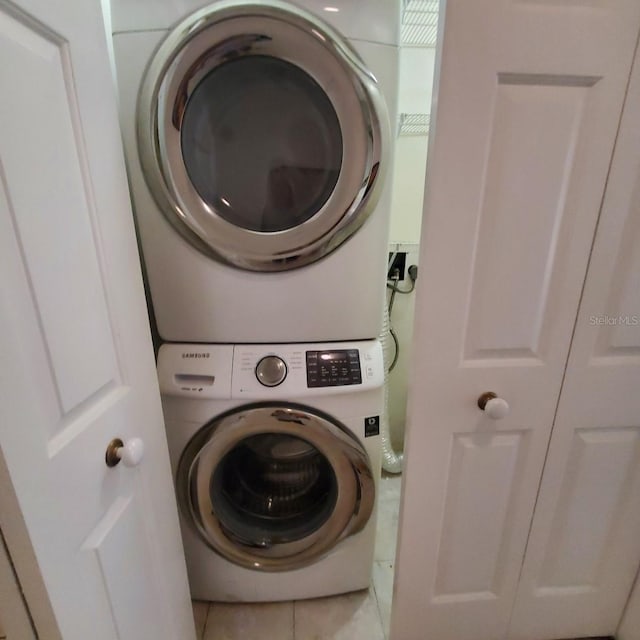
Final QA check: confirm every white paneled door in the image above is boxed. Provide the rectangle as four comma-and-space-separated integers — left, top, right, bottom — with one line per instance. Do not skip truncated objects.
392, 1, 640, 639
508, 37, 640, 640
0, 0, 195, 639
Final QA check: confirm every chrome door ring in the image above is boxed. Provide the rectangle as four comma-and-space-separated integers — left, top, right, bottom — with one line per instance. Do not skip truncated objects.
176, 403, 375, 571
137, 0, 389, 271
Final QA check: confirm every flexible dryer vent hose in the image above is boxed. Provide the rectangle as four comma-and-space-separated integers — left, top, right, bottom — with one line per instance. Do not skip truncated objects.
380, 304, 403, 474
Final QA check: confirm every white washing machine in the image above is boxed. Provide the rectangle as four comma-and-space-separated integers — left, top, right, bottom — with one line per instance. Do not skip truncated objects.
157, 339, 383, 601
111, 0, 399, 343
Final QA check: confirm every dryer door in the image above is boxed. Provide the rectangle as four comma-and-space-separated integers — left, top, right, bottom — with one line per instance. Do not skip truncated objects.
176, 403, 375, 571
137, 0, 388, 271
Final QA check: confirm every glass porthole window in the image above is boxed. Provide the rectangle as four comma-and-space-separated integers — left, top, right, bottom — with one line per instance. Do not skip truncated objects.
181, 56, 343, 233
210, 433, 338, 546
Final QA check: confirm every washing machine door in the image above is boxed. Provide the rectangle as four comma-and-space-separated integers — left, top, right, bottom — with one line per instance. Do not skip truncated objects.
137, 0, 388, 271
176, 403, 375, 571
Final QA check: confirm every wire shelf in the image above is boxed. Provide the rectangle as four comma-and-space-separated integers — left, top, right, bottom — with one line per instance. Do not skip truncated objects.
398, 113, 431, 137
401, 0, 439, 47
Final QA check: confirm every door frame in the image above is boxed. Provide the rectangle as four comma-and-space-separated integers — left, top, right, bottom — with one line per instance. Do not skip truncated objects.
618, 568, 640, 639
0, 451, 60, 639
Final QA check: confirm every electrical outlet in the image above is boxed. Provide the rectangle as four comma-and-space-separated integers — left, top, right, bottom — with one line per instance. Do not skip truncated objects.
387, 252, 407, 280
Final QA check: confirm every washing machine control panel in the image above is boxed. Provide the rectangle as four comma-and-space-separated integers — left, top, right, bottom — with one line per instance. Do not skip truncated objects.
231, 341, 382, 397
156, 340, 383, 399
305, 349, 362, 387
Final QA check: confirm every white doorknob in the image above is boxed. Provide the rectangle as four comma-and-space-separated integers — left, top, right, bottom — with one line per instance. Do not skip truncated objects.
477, 392, 510, 420
105, 437, 145, 468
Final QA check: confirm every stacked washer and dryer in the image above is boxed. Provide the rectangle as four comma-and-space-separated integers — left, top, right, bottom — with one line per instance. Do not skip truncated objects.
111, 0, 399, 601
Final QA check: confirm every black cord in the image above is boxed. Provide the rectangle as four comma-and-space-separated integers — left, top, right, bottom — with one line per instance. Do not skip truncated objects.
386, 265, 418, 373
387, 280, 398, 315
386, 279, 415, 296
389, 326, 400, 372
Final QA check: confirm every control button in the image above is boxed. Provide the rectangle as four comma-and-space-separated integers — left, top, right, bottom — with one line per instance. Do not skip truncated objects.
366, 366, 374, 378
256, 356, 287, 387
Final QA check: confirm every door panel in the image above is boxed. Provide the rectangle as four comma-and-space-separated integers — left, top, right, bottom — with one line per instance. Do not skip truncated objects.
536, 428, 640, 587
392, 0, 640, 638
0, 0, 195, 638
509, 38, 640, 639
464, 78, 593, 361
433, 432, 527, 598
0, 6, 118, 414
594, 206, 640, 355
84, 494, 166, 639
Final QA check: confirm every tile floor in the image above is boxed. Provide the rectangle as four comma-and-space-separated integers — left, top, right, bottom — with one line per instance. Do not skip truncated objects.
192, 474, 402, 640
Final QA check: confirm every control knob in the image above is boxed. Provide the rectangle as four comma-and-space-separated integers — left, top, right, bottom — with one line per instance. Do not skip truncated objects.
255, 355, 287, 387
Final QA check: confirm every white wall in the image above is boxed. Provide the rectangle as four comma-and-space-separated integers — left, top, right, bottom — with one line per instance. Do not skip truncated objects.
386, 46, 436, 447
386, 243, 420, 450
389, 137, 429, 242
388, 47, 436, 244
398, 47, 437, 114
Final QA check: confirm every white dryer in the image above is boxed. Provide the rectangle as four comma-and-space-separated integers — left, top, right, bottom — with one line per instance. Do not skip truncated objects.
157, 339, 383, 601
111, 0, 399, 343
